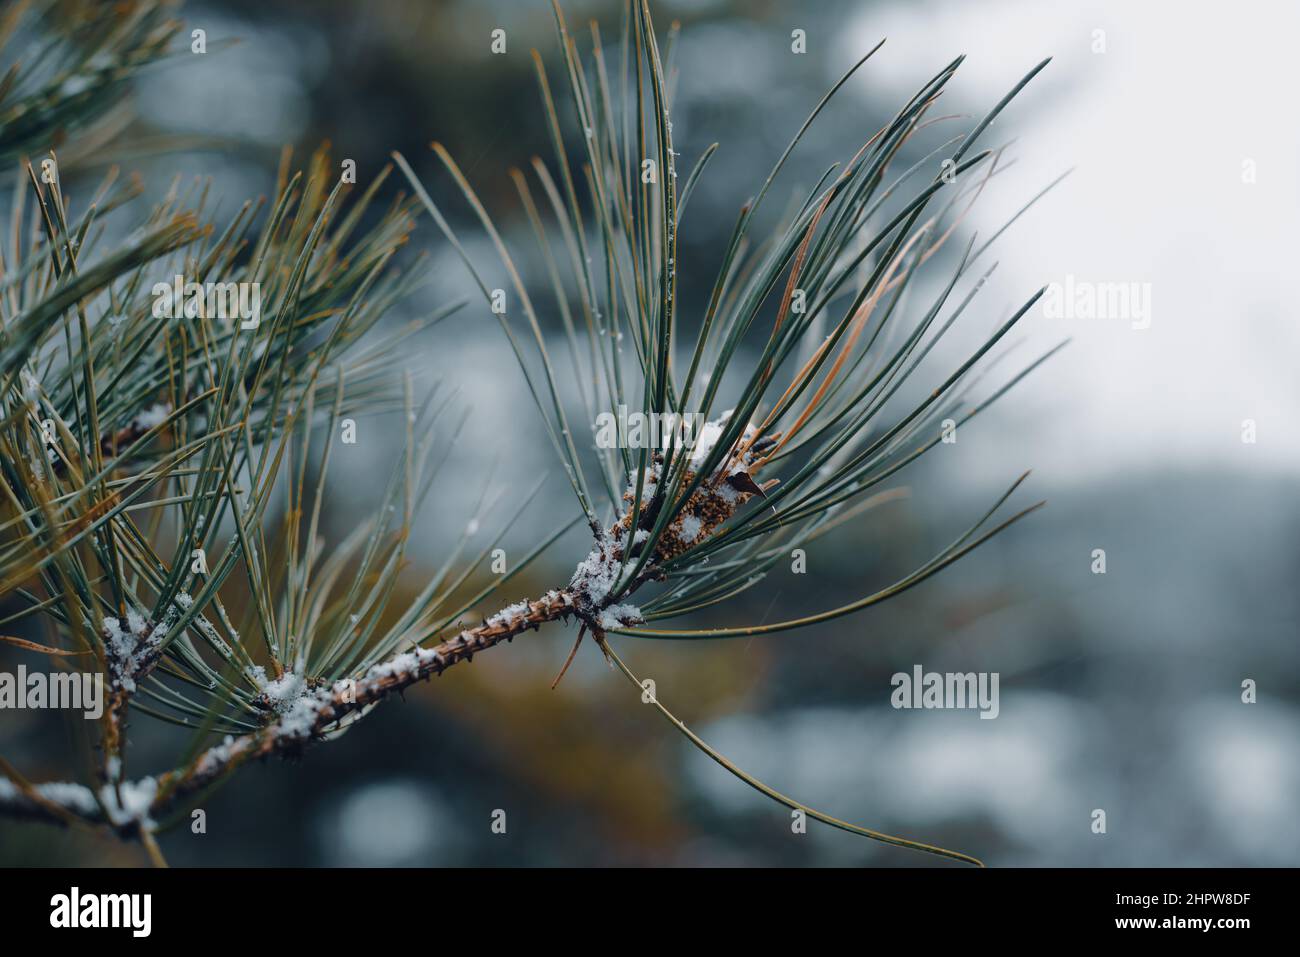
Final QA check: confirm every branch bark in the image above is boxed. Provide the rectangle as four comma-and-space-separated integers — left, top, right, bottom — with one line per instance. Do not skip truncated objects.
0, 466, 737, 837
0, 589, 583, 831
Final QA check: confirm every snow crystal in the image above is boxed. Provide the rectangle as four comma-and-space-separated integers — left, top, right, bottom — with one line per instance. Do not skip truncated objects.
679, 514, 703, 543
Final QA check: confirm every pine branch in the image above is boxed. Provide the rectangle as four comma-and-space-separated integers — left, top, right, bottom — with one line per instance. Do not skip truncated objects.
0, 0, 182, 168
0, 590, 578, 831
1, 0, 1064, 869
0, 445, 1031, 866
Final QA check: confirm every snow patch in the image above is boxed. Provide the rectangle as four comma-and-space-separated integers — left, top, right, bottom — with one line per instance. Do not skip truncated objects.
257, 671, 308, 713
0, 779, 99, 816
277, 692, 330, 741
598, 604, 643, 630
361, 644, 443, 683
195, 734, 252, 776
102, 604, 177, 693
132, 402, 172, 431
486, 601, 530, 629
689, 411, 733, 467
716, 480, 741, 504
568, 528, 623, 609
99, 776, 159, 829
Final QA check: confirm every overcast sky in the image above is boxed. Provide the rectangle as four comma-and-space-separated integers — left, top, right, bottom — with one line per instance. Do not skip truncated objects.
839, 0, 1300, 489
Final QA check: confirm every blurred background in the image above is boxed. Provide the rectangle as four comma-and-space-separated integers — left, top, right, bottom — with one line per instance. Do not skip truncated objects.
2, 0, 1297, 866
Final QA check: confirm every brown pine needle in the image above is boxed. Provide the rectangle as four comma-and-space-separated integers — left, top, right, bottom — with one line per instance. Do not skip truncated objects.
550, 623, 587, 690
